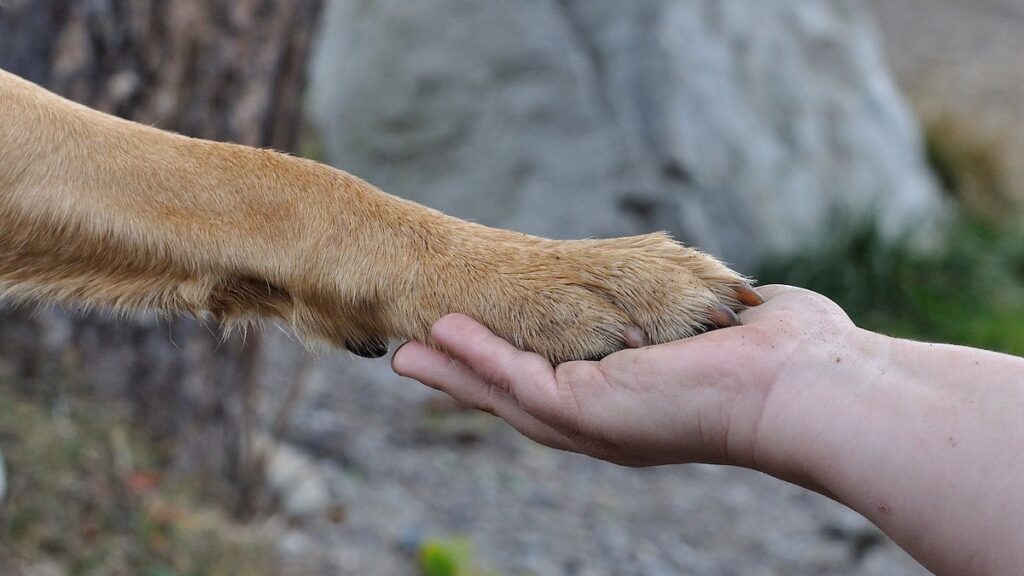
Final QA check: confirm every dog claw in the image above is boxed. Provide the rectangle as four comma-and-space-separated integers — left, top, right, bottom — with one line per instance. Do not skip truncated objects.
707, 303, 741, 329
622, 326, 649, 349
346, 339, 390, 358
734, 284, 764, 307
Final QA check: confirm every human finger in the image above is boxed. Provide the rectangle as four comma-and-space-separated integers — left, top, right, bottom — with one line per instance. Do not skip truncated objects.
392, 341, 580, 451
429, 314, 566, 418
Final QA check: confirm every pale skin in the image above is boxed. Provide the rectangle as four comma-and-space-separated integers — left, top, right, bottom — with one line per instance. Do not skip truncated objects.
393, 285, 1024, 576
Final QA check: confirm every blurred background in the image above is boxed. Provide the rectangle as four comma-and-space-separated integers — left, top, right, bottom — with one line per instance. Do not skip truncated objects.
0, 0, 1020, 574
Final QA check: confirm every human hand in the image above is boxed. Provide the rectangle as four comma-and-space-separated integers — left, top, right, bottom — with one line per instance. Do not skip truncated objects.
395, 285, 1024, 574
392, 285, 859, 468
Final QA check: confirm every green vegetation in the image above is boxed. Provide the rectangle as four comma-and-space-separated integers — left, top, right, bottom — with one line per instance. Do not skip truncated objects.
0, 384, 278, 576
760, 115, 1023, 355
758, 220, 1024, 354
418, 537, 495, 576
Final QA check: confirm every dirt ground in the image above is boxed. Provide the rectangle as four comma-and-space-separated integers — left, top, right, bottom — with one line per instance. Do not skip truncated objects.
869, 0, 1024, 199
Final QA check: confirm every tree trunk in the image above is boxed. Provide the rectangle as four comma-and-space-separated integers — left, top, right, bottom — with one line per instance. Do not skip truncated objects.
0, 0, 322, 516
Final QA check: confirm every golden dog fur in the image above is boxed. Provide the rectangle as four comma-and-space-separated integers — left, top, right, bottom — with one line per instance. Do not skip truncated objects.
0, 68, 758, 364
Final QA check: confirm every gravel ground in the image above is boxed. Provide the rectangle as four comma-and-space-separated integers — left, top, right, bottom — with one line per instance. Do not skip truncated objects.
261, 344, 929, 576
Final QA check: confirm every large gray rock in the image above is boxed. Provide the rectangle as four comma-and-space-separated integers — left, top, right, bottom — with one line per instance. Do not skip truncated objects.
309, 0, 944, 272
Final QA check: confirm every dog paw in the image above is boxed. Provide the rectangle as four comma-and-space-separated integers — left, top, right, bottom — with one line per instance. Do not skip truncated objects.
421, 231, 761, 364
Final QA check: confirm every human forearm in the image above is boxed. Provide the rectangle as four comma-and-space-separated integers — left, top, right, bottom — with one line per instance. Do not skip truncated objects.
762, 331, 1024, 575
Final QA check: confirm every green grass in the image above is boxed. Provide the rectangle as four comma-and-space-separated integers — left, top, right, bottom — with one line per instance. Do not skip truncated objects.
0, 384, 279, 576
757, 219, 1024, 355
760, 109, 1024, 355
418, 537, 495, 576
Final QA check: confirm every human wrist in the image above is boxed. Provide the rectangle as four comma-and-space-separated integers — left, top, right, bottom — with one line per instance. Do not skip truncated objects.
747, 324, 896, 491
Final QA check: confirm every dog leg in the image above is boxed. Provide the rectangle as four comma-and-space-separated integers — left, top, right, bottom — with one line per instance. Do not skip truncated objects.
0, 69, 759, 363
